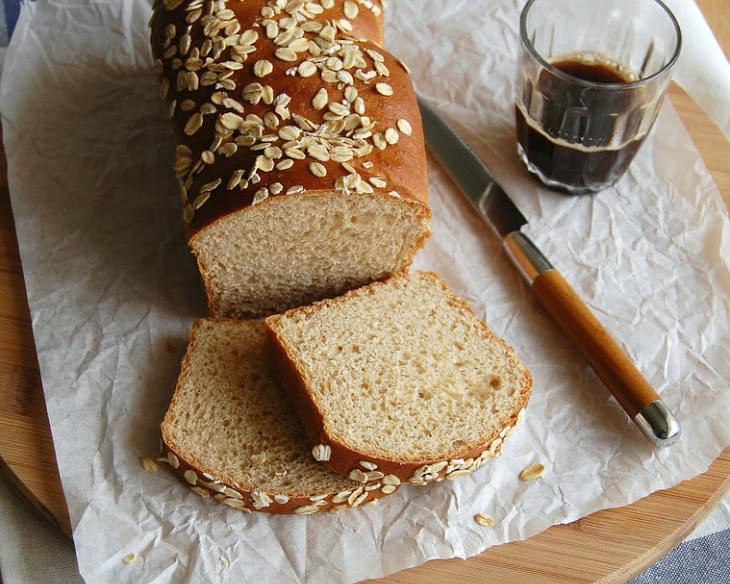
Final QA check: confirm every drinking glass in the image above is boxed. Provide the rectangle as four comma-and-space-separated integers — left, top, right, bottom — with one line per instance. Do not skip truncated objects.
515, 0, 682, 194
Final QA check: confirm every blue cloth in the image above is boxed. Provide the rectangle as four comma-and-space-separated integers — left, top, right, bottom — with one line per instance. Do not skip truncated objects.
0, 0, 20, 46
631, 529, 730, 584
4, 0, 20, 41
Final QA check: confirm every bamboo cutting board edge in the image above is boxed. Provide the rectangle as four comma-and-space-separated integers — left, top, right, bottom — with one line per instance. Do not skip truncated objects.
0, 0, 729, 578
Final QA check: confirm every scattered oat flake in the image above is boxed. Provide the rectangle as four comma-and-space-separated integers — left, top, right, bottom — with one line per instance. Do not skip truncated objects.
275, 47, 298, 62
384, 128, 399, 144
298, 61, 318, 77
312, 88, 329, 110
122, 553, 136, 564
344, 1, 359, 19
309, 162, 327, 177
253, 60, 273, 78
141, 457, 158, 473
252, 188, 269, 205
473, 513, 495, 527
519, 463, 545, 481
375, 83, 393, 96
397, 118, 413, 136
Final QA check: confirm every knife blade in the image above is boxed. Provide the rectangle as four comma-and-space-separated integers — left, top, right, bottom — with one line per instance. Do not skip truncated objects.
417, 96, 681, 447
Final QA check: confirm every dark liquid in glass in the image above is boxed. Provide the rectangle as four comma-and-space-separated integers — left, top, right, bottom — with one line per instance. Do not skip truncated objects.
516, 58, 646, 194
553, 59, 627, 84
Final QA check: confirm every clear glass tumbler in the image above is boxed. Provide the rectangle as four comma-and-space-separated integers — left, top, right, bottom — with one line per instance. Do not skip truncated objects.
515, 0, 682, 194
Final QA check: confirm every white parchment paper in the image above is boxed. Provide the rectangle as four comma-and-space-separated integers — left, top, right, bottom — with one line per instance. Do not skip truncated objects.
665, 0, 730, 138
1, 1, 729, 583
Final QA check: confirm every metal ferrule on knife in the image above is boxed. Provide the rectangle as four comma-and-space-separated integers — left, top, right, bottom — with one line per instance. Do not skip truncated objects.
503, 231, 553, 284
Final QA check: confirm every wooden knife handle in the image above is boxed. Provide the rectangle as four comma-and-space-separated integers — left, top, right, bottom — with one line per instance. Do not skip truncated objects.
531, 269, 658, 417
502, 231, 679, 445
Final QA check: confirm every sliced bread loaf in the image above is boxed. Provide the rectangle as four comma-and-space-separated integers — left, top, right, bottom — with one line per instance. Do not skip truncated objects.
161, 319, 394, 514
150, 1, 431, 318
266, 271, 532, 486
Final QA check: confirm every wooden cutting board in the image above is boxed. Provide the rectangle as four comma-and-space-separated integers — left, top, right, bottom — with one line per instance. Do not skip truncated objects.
0, 2, 728, 581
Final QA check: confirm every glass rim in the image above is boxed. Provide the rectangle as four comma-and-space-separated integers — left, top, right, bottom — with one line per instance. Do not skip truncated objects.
519, 0, 683, 90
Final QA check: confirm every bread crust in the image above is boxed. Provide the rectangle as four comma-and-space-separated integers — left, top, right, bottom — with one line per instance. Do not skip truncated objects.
158, 444, 398, 514
160, 318, 403, 514
266, 272, 533, 485
149, 0, 428, 237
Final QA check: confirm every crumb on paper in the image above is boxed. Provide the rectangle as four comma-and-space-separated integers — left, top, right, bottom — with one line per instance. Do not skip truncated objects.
141, 457, 158, 473
122, 553, 136, 564
473, 513, 495, 527
519, 463, 545, 481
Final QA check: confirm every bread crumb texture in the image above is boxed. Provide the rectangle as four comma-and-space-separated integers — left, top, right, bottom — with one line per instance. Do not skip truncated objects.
192, 192, 428, 317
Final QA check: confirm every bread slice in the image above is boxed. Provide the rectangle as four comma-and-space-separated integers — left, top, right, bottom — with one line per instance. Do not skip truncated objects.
266, 271, 532, 486
161, 319, 393, 514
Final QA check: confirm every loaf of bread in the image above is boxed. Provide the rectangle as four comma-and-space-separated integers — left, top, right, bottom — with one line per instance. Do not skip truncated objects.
161, 319, 400, 514
150, 0, 431, 318
266, 271, 532, 485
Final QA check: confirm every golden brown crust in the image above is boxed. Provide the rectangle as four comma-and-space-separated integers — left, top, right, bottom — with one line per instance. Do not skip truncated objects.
159, 445, 396, 514
160, 319, 204, 450
149, 0, 428, 238
265, 272, 533, 485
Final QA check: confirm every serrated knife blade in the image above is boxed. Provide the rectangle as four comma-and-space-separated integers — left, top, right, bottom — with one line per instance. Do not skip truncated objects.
417, 96, 680, 448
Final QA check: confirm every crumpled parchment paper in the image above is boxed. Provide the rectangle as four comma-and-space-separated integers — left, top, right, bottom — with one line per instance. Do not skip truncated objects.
1, 1, 728, 583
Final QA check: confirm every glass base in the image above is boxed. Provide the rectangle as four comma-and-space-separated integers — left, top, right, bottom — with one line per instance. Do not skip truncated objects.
517, 144, 613, 196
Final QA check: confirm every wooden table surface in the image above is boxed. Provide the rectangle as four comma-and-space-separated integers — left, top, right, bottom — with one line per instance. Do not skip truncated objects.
0, 1, 728, 582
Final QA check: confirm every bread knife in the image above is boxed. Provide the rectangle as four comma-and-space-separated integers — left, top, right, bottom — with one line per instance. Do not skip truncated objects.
417, 96, 681, 447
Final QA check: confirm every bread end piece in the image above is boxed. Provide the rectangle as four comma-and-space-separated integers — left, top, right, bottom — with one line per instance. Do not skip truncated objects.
160, 319, 399, 514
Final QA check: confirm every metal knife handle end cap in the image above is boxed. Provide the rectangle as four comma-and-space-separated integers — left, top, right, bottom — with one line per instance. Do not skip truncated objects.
633, 401, 681, 447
